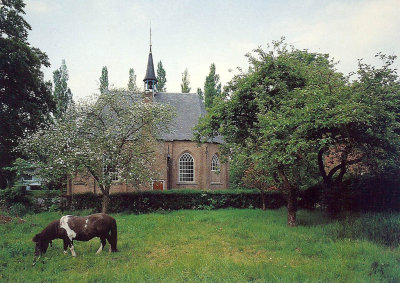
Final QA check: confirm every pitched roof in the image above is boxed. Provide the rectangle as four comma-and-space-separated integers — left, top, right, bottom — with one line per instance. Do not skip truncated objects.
143, 48, 157, 82
154, 92, 223, 143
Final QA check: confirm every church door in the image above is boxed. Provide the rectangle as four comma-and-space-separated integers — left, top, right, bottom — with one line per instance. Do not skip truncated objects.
152, 180, 164, 191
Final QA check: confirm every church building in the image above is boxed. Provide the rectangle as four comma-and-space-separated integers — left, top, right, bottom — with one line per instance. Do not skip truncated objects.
66, 45, 229, 195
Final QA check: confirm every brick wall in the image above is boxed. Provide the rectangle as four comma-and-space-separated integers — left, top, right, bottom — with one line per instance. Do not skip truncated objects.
67, 140, 229, 195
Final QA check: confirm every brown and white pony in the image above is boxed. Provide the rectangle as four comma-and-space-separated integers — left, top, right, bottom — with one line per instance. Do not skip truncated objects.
32, 213, 117, 265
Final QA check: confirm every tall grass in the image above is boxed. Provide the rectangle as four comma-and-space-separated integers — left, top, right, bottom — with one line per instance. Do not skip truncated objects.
0, 209, 399, 282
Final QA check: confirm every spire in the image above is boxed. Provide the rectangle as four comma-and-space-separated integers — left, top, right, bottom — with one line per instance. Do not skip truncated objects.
143, 48, 157, 82
143, 26, 157, 90
150, 25, 152, 51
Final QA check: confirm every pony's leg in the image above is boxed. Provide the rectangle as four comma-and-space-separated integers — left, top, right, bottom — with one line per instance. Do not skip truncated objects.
96, 237, 106, 255
106, 234, 112, 252
63, 239, 68, 255
69, 241, 76, 257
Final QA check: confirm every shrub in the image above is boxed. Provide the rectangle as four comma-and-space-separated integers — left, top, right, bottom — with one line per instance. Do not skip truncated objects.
0, 185, 32, 215
0, 185, 30, 205
62, 190, 287, 213
9, 203, 29, 217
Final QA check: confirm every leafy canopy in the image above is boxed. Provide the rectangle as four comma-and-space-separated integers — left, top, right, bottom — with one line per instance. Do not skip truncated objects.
0, 0, 55, 188
195, 39, 400, 196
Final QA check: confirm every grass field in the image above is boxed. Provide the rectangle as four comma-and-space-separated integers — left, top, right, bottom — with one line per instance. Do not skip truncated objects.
1, 208, 399, 282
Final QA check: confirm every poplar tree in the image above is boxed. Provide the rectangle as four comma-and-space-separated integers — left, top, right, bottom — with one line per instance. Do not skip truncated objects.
181, 68, 191, 93
204, 63, 221, 108
127, 68, 137, 91
156, 61, 167, 92
99, 66, 109, 94
53, 59, 73, 119
197, 88, 204, 101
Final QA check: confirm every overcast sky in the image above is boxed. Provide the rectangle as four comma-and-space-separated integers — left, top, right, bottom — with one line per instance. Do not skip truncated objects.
25, 0, 400, 100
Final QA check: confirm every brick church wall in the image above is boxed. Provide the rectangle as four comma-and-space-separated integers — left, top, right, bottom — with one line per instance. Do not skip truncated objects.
67, 140, 229, 195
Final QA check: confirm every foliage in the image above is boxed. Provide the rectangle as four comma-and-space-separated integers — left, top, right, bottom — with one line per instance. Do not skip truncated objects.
62, 190, 286, 213
4, 158, 35, 181
204, 63, 221, 108
0, 0, 55, 189
1, 210, 399, 282
53, 59, 73, 119
156, 61, 166, 92
127, 68, 138, 92
180, 68, 191, 93
99, 66, 108, 94
0, 185, 29, 205
196, 40, 331, 225
18, 91, 174, 213
195, 39, 400, 224
197, 87, 204, 101
0, 184, 31, 216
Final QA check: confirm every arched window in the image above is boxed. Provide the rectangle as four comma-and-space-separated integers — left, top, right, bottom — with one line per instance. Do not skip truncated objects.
179, 153, 194, 182
211, 154, 220, 171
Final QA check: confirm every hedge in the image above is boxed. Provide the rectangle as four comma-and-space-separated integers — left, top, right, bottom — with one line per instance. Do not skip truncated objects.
62, 189, 286, 213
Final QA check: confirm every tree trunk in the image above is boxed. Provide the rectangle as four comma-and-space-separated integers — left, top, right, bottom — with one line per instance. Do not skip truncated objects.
277, 168, 297, 227
102, 193, 110, 214
287, 187, 297, 227
261, 190, 266, 211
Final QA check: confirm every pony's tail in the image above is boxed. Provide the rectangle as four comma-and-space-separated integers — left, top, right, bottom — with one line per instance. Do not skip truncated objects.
110, 218, 118, 252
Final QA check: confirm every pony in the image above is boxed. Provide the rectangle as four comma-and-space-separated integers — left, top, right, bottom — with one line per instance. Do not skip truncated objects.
32, 213, 117, 265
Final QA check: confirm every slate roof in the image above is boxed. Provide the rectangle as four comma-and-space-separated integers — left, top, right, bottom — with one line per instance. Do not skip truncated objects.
154, 92, 223, 143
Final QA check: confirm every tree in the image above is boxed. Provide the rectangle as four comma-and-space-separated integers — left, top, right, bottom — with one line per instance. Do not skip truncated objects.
195, 40, 400, 225
156, 61, 167, 92
312, 54, 400, 216
195, 42, 325, 226
19, 91, 174, 213
180, 68, 191, 93
197, 88, 204, 101
204, 63, 221, 108
53, 59, 73, 119
127, 68, 138, 92
99, 66, 108, 94
0, 0, 55, 189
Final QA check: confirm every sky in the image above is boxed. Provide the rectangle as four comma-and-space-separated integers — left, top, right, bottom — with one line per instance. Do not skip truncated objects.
24, 0, 400, 100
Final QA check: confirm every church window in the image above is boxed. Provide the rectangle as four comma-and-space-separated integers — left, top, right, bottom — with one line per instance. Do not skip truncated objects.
211, 154, 220, 171
179, 153, 194, 182
102, 155, 119, 182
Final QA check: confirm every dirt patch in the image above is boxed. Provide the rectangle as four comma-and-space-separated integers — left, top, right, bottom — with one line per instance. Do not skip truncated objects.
0, 215, 12, 224
0, 215, 25, 224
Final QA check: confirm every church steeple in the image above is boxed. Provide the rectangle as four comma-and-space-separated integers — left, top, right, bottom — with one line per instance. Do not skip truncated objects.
143, 27, 157, 93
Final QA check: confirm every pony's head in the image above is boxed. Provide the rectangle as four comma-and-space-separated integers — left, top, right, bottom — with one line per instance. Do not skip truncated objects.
32, 234, 51, 265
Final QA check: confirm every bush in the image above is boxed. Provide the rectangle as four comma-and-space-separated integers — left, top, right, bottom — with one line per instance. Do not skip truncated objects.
0, 185, 30, 205
0, 185, 32, 215
62, 189, 287, 213
9, 203, 29, 217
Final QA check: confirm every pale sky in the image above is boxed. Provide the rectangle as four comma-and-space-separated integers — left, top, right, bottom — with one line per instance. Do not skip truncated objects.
24, 0, 400, 100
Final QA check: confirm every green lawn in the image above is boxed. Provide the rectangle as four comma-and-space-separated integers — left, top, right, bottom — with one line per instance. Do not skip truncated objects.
1, 209, 399, 282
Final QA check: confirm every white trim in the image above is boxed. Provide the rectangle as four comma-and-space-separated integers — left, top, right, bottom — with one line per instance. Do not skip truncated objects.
178, 152, 195, 183
211, 154, 220, 172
